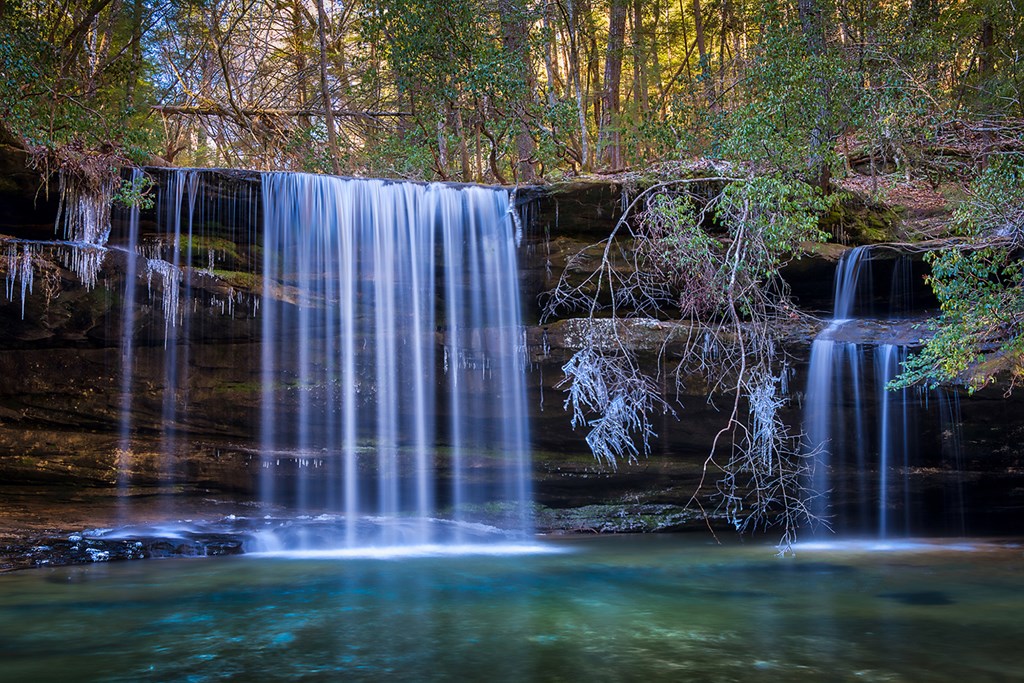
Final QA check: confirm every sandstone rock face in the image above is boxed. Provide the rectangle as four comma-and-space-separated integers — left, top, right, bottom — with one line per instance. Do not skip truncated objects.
0, 127, 61, 240
0, 167, 1020, 559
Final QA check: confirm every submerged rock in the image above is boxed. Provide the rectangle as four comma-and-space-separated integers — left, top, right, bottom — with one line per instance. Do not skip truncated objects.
1, 530, 244, 572
534, 503, 723, 534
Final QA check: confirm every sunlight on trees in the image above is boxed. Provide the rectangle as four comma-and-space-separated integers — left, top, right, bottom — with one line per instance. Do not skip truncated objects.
3, 0, 1020, 180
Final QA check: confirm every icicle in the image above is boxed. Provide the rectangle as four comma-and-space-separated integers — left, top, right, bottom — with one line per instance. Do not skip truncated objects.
146, 258, 183, 338
4, 242, 39, 318
55, 169, 116, 246
508, 188, 524, 247
4, 244, 15, 302
18, 244, 32, 317
60, 244, 106, 290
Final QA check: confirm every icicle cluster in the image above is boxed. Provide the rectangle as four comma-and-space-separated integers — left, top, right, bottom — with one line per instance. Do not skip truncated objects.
47, 168, 120, 292
4, 242, 35, 318
60, 244, 106, 290
56, 170, 116, 245
146, 258, 182, 330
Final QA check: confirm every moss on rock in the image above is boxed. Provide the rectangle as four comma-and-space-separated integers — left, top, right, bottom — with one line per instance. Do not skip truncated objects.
821, 190, 900, 244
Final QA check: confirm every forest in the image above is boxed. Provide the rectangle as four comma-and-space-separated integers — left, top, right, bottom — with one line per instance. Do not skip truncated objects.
1, 0, 1022, 183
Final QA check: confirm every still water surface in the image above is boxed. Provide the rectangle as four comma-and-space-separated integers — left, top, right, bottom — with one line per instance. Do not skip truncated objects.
1, 535, 1022, 682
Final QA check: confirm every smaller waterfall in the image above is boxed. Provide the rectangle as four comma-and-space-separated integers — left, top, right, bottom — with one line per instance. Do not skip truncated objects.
803, 247, 961, 537
889, 254, 914, 318
804, 247, 870, 521
832, 246, 871, 321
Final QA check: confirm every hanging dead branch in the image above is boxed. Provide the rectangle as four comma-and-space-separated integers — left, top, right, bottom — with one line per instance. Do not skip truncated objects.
544, 172, 829, 551
152, 106, 412, 119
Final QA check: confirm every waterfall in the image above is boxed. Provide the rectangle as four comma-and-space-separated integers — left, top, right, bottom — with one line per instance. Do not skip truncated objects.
803, 247, 963, 538
804, 247, 870, 523
831, 246, 871, 321
114, 170, 532, 548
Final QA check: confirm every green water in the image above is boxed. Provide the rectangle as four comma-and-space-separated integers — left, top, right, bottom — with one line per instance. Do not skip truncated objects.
1, 536, 1022, 682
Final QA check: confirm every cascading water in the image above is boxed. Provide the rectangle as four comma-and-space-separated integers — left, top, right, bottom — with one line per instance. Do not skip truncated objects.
113, 170, 532, 550
803, 247, 960, 538
115, 170, 142, 515
804, 246, 871, 523
257, 173, 530, 546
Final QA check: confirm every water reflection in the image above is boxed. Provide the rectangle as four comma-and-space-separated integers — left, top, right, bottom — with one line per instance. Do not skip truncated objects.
0, 536, 1022, 682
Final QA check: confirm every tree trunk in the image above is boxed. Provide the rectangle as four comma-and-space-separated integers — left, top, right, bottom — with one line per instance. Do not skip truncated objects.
650, 0, 665, 116
542, 1, 559, 107
499, 0, 537, 181
455, 106, 472, 181
732, 0, 743, 85
566, 0, 591, 170
125, 0, 144, 109
476, 123, 484, 181
315, 0, 341, 175
437, 111, 448, 172
586, 8, 602, 135
60, 0, 116, 73
798, 0, 830, 191
291, 1, 311, 137
718, 0, 728, 102
692, 0, 715, 109
600, 0, 627, 168
979, 17, 995, 79
632, 0, 649, 114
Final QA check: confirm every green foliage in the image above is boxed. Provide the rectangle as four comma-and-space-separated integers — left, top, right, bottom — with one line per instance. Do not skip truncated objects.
0, 11, 45, 138
3, 0, 1018, 186
362, 130, 439, 180
717, 177, 833, 270
534, 98, 586, 175
276, 125, 338, 177
953, 156, 1024, 239
639, 175, 832, 321
843, 4, 950, 173
0, 0, 161, 157
950, 0, 1024, 113
711, 3, 857, 181
359, 0, 531, 179
641, 193, 723, 317
895, 248, 1023, 391
112, 174, 155, 210
896, 156, 1024, 391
